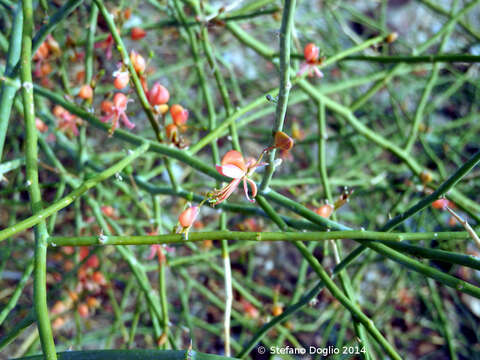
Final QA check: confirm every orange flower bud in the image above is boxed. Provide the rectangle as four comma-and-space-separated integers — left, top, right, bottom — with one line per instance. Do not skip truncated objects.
40, 62, 52, 77
113, 72, 129, 89
101, 205, 116, 218
304, 43, 319, 63
148, 82, 170, 106
179, 206, 199, 228
130, 50, 146, 73
170, 104, 189, 126
241, 299, 260, 319
101, 100, 114, 115
35, 118, 48, 133
53, 105, 66, 118
272, 304, 283, 316
131, 27, 147, 40
92, 271, 106, 285
86, 296, 100, 308
52, 317, 65, 330
78, 303, 89, 318
52, 300, 68, 315
34, 42, 49, 61
274, 131, 294, 151
315, 204, 333, 218
78, 84, 93, 100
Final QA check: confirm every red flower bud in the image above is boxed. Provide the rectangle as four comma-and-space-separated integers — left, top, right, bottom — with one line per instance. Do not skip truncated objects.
304, 43, 319, 64
179, 206, 199, 228
170, 104, 189, 126
148, 82, 170, 106
131, 27, 147, 40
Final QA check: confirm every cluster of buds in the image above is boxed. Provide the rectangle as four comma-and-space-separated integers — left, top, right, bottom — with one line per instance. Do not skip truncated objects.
72, 247, 107, 318
298, 43, 324, 78
53, 105, 83, 137
165, 104, 189, 146
33, 35, 61, 85
143, 78, 190, 147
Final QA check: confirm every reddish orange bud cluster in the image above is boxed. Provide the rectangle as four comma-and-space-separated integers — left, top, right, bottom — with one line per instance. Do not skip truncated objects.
33, 35, 61, 80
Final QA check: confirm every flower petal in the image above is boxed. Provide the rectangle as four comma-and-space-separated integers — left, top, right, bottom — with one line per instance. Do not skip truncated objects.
120, 113, 135, 129
243, 178, 257, 202
221, 150, 246, 171
216, 164, 245, 179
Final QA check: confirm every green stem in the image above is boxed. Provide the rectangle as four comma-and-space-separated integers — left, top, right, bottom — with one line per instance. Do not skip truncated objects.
20, 0, 57, 358
260, 0, 296, 191
340, 54, 480, 63
48, 230, 471, 246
